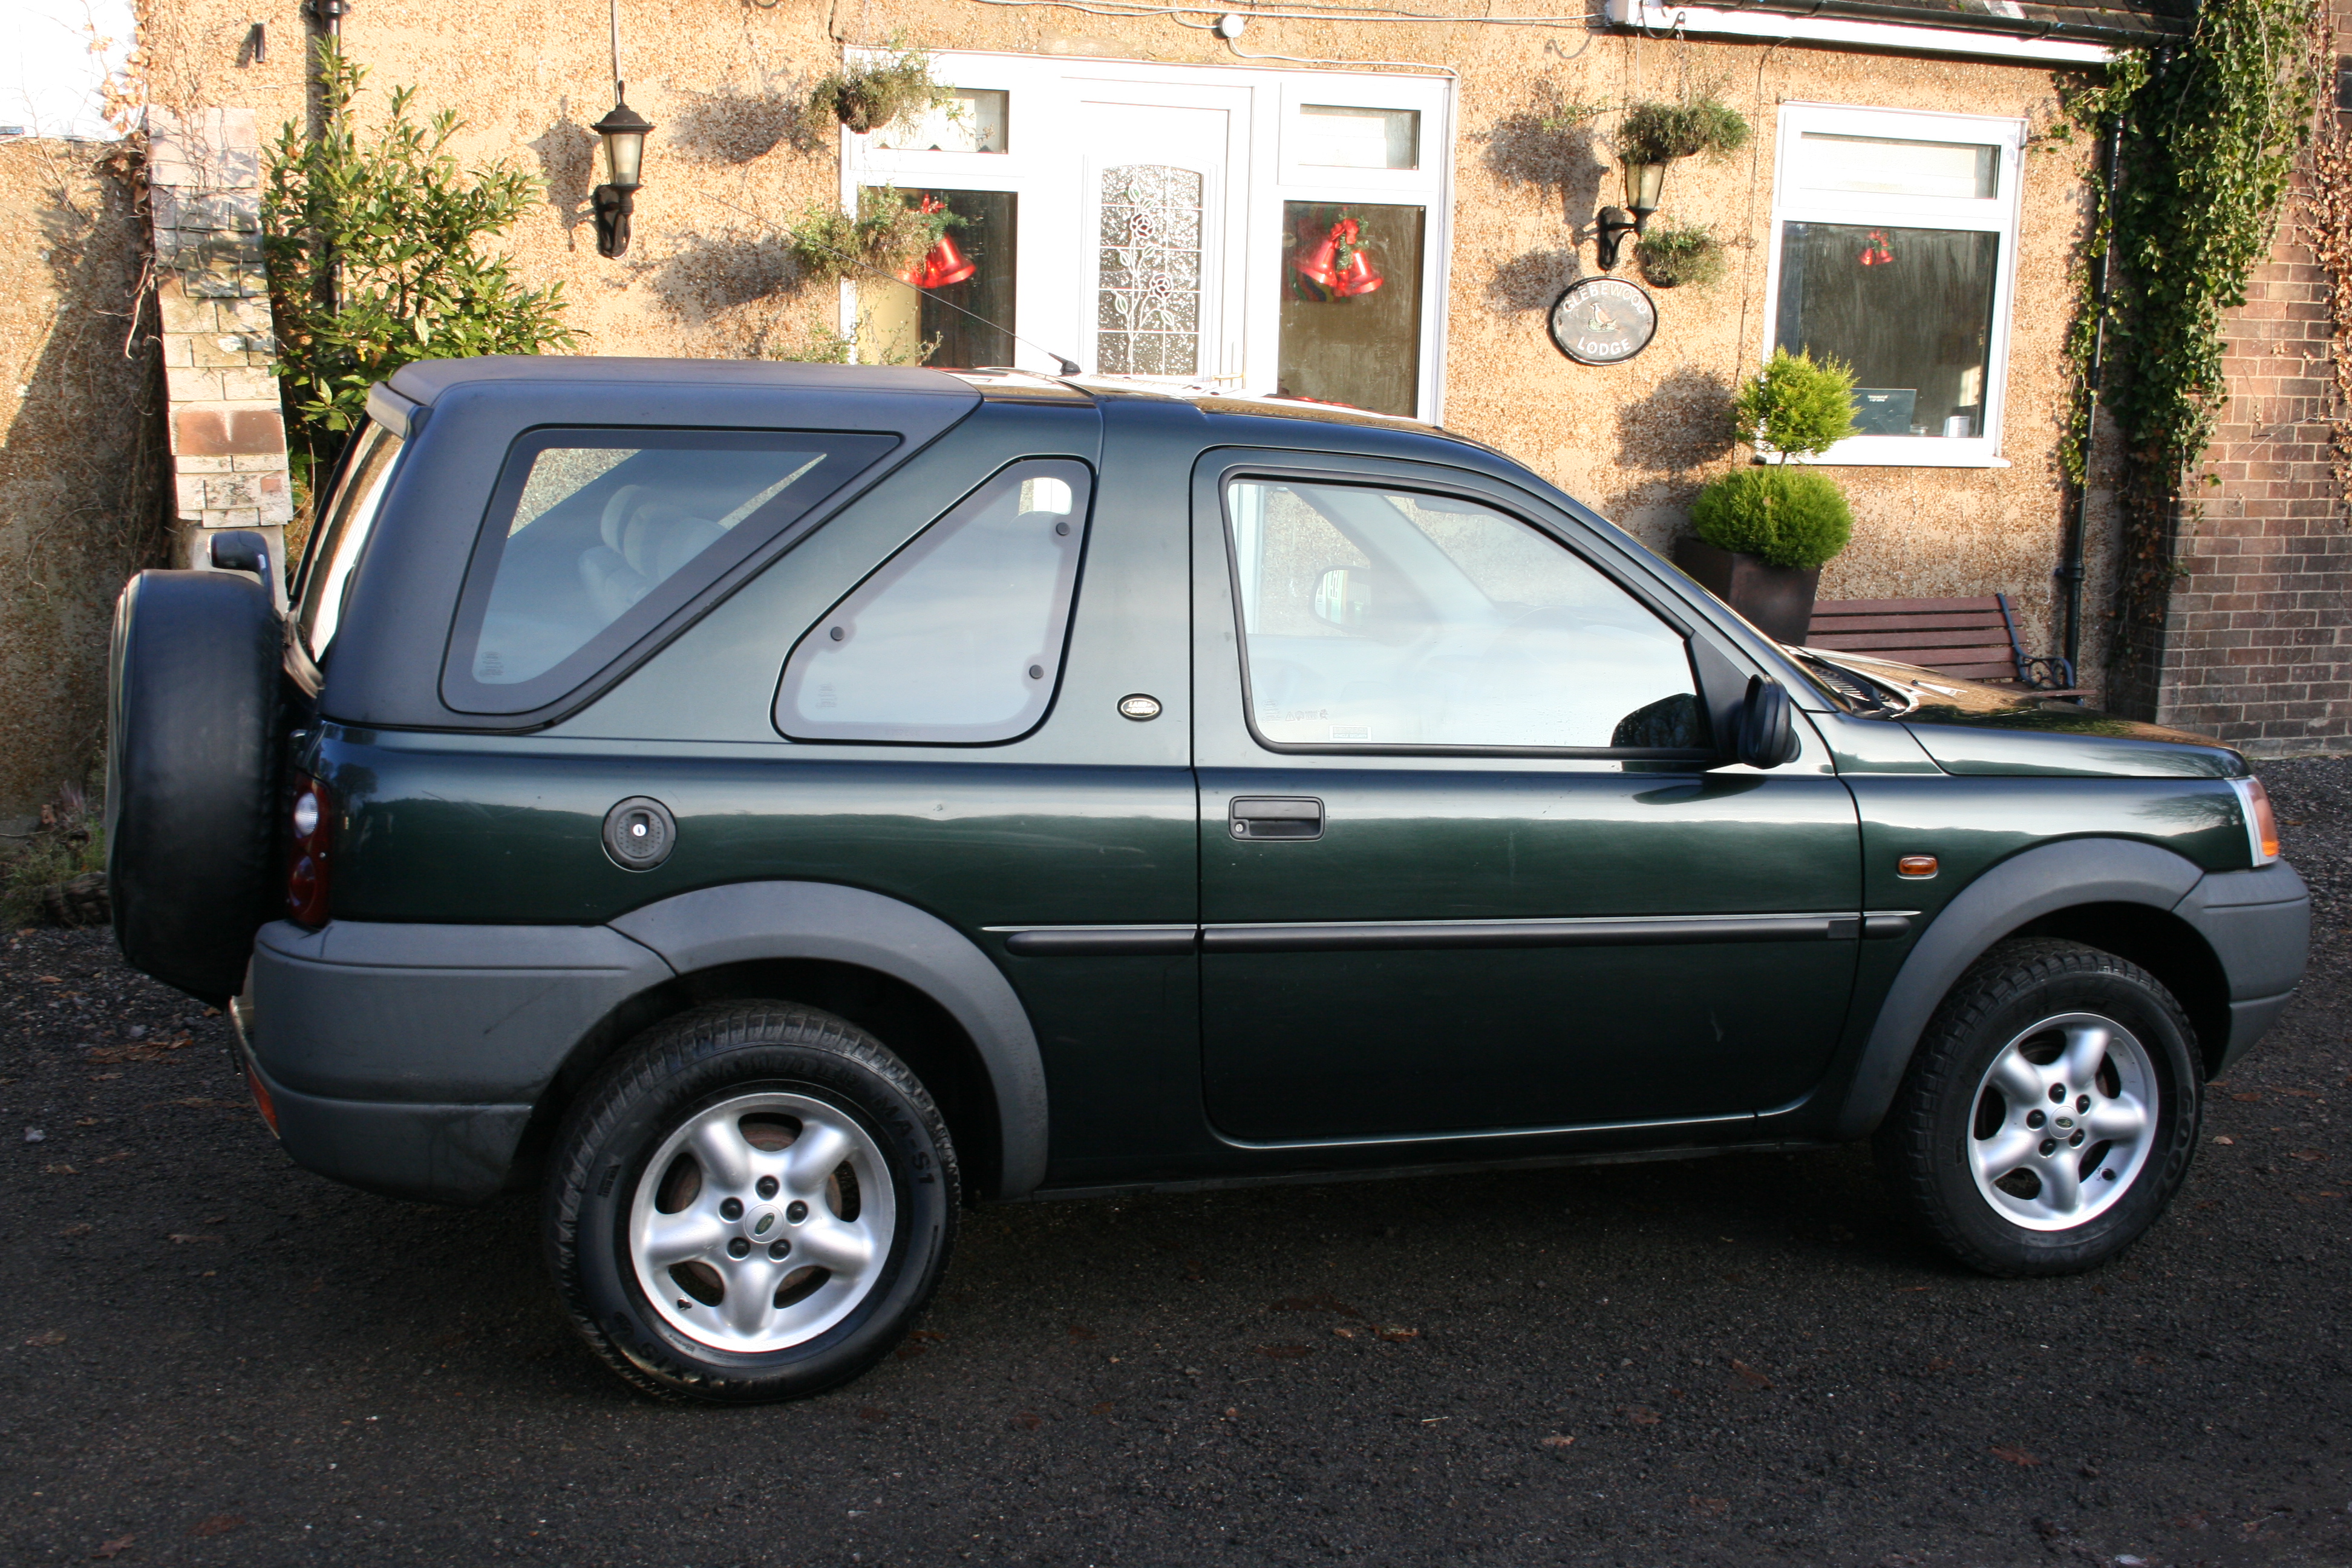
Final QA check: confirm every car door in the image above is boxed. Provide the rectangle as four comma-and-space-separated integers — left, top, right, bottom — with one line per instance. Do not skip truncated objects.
1192, 450, 1864, 1143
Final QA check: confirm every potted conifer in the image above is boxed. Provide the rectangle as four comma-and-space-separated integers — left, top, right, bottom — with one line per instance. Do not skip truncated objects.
1673, 348, 1858, 644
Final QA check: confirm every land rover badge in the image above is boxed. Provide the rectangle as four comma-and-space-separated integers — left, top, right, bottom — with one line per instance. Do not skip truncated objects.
1547, 277, 1658, 366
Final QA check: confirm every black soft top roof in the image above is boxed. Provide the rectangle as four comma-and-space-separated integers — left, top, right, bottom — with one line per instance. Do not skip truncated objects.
382, 356, 1484, 450
386, 355, 981, 407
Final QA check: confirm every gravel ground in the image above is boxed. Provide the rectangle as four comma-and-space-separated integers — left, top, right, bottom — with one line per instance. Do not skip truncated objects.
5, 762, 2352, 1566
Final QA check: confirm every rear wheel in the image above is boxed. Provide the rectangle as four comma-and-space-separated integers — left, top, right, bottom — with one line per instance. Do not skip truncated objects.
1874, 939, 2201, 1276
546, 1002, 958, 1402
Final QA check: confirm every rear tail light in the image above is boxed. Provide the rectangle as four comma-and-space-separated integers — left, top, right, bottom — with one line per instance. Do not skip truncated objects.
2230, 776, 2280, 866
286, 772, 334, 926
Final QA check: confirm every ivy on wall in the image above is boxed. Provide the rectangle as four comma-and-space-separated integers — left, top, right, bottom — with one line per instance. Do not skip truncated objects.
2056, 0, 2325, 673
2303, 17, 2352, 507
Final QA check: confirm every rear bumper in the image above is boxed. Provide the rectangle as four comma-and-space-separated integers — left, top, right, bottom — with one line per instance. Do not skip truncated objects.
244, 918, 674, 1203
2175, 860, 2311, 1074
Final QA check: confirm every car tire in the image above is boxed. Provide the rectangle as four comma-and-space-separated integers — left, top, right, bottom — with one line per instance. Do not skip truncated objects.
106, 568, 286, 1002
1873, 938, 2201, 1277
546, 1001, 959, 1403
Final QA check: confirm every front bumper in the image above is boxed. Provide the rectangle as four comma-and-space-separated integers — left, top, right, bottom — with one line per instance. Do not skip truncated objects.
2176, 860, 2311, 1075
243, 918, 675, 1203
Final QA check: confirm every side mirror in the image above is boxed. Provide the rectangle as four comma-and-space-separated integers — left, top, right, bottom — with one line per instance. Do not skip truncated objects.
1735, 675, 1802, 768
209, 529, 271, 578
1313, 566, 1372, 629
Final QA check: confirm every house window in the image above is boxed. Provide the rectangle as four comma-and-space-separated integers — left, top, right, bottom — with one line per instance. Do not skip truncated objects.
859, 188, 1018, 368
1278, 201, 1426, 416
1763, 104, 2025, 467
843, 55, 1452, 420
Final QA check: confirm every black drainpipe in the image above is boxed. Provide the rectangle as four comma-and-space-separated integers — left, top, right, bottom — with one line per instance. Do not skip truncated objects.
2059, 112, 2122, 678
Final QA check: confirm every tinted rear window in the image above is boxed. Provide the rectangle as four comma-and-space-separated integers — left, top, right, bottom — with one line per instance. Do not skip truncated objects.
442, 428, 897, 714
293, 421, 403, 662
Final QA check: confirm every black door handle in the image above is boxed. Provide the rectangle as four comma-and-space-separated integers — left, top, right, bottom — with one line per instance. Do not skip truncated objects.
1229, 797, 1324, 840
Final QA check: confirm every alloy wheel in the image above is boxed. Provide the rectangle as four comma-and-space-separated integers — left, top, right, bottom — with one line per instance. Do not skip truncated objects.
627, 1090, 898, 1353
1966, 1011, 2157, 1232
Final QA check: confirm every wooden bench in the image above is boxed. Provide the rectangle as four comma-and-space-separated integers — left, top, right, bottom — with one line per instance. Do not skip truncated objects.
1802, 594, 2086, 697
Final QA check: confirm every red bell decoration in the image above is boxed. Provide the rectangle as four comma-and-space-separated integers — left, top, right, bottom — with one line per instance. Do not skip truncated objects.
897, 197, 978, 290
1334, 238, 1383, 298
1294, 222, 1343, 293
1293, 217, 1383, 299
1857, 229, 1893, 268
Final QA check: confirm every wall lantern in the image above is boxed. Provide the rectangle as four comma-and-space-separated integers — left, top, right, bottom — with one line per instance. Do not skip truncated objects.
590, 0, 653, 259
1595, 160, 1665, 271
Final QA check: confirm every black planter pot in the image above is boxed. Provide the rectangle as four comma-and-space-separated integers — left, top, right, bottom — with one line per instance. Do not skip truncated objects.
1672, 537, 1823, 646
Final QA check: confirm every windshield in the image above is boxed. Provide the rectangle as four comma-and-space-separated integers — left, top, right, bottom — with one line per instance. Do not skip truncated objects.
293, 422, 403, 661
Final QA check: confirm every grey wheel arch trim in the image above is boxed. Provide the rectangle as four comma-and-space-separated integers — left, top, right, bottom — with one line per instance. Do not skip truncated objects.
1831, 838, 2209, 1142
607, 881, 1050, 1198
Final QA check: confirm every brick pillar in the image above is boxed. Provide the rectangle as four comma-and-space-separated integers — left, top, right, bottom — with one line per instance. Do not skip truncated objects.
143, 106, 292, 581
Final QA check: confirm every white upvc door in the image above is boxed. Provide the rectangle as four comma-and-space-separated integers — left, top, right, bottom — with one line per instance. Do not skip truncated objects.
1071, 92, 1251, 387
843, 51, 1451, 420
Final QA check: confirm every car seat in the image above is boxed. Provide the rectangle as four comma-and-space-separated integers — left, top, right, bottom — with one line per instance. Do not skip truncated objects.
579, 485, 728, 622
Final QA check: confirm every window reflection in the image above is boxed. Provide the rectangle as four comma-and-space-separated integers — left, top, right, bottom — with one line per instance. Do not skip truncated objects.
1774, 223, 1998, 439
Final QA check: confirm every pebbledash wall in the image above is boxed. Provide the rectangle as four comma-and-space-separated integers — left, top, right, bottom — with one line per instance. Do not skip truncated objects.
0, 137, 168, 824
137, 0, 2347, 741
148, 0, 2129, 677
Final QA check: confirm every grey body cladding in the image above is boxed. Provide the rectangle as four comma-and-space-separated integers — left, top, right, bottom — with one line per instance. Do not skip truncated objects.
246, 881, 1052, 1204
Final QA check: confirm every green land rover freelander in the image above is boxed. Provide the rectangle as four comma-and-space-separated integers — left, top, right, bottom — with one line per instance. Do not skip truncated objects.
105, 358, 2309, 1402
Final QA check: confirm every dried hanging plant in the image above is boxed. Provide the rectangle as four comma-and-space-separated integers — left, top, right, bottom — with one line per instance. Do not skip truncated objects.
784, 186, 960, 284
1636, 223, 1727, 289
1615, 94, 1751, 165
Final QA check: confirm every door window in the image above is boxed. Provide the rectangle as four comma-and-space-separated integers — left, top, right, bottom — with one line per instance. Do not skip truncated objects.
1224, 478, 1702, 751
1096, 165, 1207, 376
776, 459, 1093, 743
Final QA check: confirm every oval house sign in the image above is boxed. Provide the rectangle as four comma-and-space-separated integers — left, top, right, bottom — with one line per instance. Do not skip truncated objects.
1547, 277, 1658, 367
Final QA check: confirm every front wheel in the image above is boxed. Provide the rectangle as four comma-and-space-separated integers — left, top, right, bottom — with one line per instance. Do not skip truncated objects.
1874, 939, 2202, 1276
546, 1002, 959, 1402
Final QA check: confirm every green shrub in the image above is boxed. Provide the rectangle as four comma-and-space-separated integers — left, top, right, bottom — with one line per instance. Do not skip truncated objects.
1, 783, 106, 929
1691, 466, 1854, 570
1616, 96, 1751, 164
263, 45, 577, 488
1636, 223, 1726, 289
1733, 347, 1857, 459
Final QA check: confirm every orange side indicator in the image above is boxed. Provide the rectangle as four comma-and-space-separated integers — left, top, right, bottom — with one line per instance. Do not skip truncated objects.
1897, 854, 1939, 878
244, 1057, 280, 1137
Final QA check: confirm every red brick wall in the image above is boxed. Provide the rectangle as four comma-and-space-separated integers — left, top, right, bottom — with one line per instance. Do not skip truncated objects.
2130, 11, 2352, 753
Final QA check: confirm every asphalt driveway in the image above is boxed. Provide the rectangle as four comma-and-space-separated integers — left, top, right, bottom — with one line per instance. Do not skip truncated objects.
5, 762, 2351, 1566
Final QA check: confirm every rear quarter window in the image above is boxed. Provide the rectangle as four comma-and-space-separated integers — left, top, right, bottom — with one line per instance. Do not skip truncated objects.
774, 459, 1094, 744
441, 427, 898, 715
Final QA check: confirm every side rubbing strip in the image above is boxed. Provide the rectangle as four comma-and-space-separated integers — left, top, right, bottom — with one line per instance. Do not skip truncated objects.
995, 912, 1893, 956
1201, 913, 1859, 953
1001, 926, 1198, 956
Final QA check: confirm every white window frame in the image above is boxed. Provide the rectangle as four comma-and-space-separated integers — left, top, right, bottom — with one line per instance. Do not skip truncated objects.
1761, 102, 2028, 469
840, 50, 1455, 423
